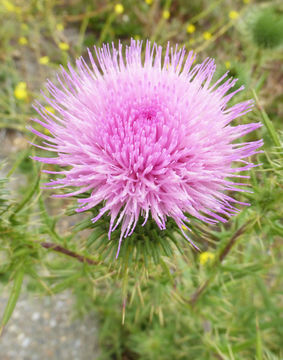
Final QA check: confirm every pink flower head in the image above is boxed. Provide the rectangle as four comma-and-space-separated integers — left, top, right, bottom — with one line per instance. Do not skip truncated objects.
30, 40, 262, 257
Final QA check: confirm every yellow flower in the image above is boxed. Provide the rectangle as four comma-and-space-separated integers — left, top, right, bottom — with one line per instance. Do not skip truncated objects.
114, 3, 124, 15
21, 23, 29, 31
162, 10, 170, 20
18, 37, 28, 45
2, 0, 17, 12
229, 10, 239, 20
203, 31, 212, 40
145, 0, 153, 4
45, 106, 55, 114
14, 82, 28, 100
186, 24, 196, 34
39, 56, 49, 65
58, 42, 69, 51
243, 0, 250, 3
199, 252, 215, 266
225, 61, 231, 69
56, 23, 64, 32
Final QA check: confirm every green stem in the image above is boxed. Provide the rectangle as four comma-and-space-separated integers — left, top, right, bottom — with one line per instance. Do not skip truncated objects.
252, 89, 281, 148
189, 0, 224, 24
9, 170, 41, 220
40, 241, 98, 265
98, 13, 116, 46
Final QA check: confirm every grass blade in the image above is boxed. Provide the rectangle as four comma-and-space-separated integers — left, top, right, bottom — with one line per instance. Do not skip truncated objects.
0, 269, 24, 337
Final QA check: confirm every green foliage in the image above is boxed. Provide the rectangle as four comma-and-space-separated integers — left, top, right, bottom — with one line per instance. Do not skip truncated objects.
0, 176, 9, 216
228, 63, 250, 92
251, 8, 283, 49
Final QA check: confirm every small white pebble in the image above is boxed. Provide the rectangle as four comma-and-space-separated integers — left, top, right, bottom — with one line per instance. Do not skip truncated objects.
50, 319, 57, 328
32, 312, 40, 321
22, 337, 31, 348
17, 333, 25, 341
55, 300, 64, 309
43, 311, 50, 320
75, 339, 81, 348
13, 310, 20, 319
9, 324, 18, 333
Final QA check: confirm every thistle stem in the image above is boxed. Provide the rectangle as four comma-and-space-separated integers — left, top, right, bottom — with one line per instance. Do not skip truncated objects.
40, 242, 98, 265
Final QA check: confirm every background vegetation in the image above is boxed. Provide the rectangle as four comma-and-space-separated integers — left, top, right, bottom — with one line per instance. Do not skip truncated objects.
0, 0, 282, 359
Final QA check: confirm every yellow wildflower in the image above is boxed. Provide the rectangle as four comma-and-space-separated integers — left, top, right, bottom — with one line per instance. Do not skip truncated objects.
145, 0, 153, 4
18, 37, 28, 45
162, 10, 170, 20
21, 23, 28, 31
3, 0, 17, 12
56, 23, 64, 32
45, 106, 55, 114
58, 42, 69, 51
225, 61, 231, 69
114, 3, 124, 15
203, 31, 212, 40
243, 0, 250, 3
199, 251, 215, 266
229, 10, 239, 20
186, 24, 196, 34
14, 82, 28, 101
39, 56, 49, 65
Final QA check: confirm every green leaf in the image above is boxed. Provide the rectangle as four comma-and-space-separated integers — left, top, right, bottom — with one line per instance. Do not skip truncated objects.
51, 272, 81, 294
252, 89, 281, 148
0, 269, 24, 336
256, 316, 263, 360
10, 170, 41, 220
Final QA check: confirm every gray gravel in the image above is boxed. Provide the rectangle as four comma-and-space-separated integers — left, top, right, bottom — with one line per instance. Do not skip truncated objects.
0, 290, 99, 359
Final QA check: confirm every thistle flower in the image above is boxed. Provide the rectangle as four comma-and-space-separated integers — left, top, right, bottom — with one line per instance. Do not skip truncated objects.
29, 40, 262, 257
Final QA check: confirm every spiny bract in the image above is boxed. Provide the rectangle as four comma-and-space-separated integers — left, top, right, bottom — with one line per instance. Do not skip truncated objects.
29, 40, 262, 256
